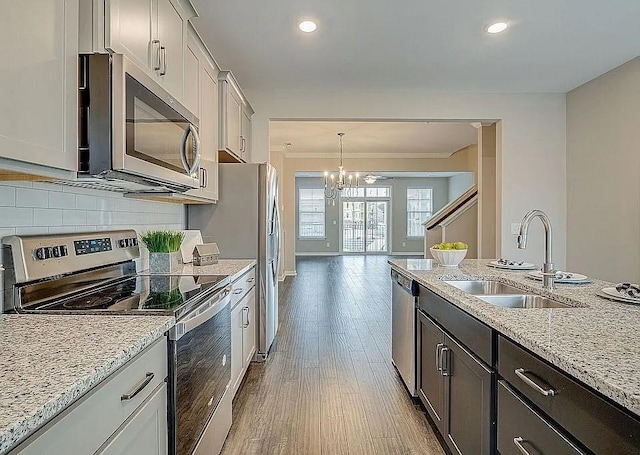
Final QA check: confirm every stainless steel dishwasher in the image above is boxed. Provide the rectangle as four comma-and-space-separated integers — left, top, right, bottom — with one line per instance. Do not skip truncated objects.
391, 269, 419, 397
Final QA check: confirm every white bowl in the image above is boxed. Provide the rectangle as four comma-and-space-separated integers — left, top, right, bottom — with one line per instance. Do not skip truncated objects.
430, 248, 468, 267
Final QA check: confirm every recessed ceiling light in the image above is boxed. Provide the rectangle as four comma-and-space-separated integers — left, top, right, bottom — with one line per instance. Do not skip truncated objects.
298, 20, 317, 33
486, 22, 508, 34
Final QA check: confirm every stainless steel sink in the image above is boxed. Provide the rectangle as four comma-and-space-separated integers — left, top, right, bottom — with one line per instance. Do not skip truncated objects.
476, 294, 570, 309
443, 280, 523, 295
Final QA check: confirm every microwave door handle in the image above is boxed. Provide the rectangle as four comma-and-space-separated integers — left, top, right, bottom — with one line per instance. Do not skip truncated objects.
180, 124, 202, 176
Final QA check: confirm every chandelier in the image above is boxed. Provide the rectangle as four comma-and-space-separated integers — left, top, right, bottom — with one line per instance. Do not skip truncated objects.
323, 133, 360, 200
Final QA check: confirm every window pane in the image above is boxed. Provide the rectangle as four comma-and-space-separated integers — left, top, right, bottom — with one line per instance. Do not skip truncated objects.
299, 188, 325, 237
406, 188, 433, 236
366, 187, 390, 198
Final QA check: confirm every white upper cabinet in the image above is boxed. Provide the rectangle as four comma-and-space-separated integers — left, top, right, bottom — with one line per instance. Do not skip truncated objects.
156, 0, 184, 99
103, 0, 189, 100
218, 72, 253, 163
0, 0, 78, 173
181, 26, 219, 203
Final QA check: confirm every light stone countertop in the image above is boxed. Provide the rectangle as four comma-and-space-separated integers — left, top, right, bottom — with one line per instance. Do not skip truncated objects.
388, 258, 640, 417
0, 314, 174, 454
140, 259, 256, 280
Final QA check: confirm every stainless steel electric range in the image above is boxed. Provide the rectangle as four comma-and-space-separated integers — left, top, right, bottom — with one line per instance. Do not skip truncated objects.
2, 230, 233, 455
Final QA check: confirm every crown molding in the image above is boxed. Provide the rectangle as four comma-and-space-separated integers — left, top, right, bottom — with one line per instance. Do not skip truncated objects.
282, 152, 455, 159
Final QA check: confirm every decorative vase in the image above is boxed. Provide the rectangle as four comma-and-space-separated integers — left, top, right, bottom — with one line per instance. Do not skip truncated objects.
149, 251, 181, 274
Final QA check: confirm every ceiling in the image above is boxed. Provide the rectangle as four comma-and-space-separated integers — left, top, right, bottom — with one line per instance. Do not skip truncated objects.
191, 0, 640, 93
270, 121, 478, 157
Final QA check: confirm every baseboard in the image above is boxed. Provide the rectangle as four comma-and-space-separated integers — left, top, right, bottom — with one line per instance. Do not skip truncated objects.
295, 252, 340, 256
283, 270, 297, 278
389, 251, 424, 256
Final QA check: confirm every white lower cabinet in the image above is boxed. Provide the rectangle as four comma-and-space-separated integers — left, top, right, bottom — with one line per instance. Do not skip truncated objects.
230, 269, 256, 398
96, 383, 168, 455
10, 339, 168, 455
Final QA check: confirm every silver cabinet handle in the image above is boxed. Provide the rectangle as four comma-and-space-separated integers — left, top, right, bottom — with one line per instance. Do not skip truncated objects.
440, 347, 450, 376
159, 46, 167, 75
513, 437, 531, 455
241, 136, 246, 153
202, 168, 208, 188
233, 288, 244, 295
151, 39, 161, 71
121, 372, 154, 401
246, 277, 255, 283
242, 307, 250, 328
435, 343, 443, 371
515, 368, 556, 397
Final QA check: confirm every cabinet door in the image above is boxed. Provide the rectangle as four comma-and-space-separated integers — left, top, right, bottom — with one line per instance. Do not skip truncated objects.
418, 311, 445, 432
0, 0, 78, 171
225, 84, 243, 157
97, 384, 168, 455
443, 334, 493, 455
157, 0, 184, 99
197, 65, 219, 201
231, 302, 244, 397
241, 109, 252, 161
242, 288, 256, 367
105, 0, 156, 73
182, 40, 200, 117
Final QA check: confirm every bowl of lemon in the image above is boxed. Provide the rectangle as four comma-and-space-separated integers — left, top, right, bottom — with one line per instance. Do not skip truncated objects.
430, 241, 468, 267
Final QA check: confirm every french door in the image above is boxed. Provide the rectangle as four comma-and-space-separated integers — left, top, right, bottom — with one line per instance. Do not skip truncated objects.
342, 200, 389, 253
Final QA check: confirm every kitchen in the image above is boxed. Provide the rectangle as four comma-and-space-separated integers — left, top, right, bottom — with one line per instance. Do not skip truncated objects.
1, 1, 639, 455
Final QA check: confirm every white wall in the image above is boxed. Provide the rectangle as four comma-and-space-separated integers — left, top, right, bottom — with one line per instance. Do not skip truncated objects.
0, 182, 184, 240
567, 57, 640, 282
251, 90, 567, 267
448, 173, 475, 201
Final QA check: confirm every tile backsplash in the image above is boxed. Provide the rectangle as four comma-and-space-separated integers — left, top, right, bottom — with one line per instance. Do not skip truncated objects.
0, 181, 185, 239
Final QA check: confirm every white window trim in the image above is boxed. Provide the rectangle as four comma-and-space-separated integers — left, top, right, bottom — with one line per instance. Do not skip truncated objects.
406, 187, 433, 238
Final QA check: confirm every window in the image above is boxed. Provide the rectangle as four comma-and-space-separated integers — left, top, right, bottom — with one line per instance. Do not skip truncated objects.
298, 188, 326, 238
342, 187, 390, 198
366, 187, 390, 198
407, 188, 433, 237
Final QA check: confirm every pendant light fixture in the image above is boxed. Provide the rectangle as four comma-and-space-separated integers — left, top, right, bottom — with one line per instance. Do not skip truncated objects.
323, 133, 360, 200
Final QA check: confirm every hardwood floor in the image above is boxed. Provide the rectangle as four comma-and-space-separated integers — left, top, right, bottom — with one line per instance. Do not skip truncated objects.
221, 255, 445, 455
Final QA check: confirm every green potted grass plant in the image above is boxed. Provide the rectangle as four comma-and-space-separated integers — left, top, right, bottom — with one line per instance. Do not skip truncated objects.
140, 230, 185, 274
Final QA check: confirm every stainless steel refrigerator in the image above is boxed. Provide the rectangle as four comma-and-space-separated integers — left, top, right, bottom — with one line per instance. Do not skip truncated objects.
187, 163, 280, 361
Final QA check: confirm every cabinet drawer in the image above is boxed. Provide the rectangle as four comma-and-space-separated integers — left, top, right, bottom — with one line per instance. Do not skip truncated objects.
498, 380, 584, 455
11, 338, 168, 455
499, 336, 640, 454
230, 267, 255, 308
418, 285, 493, 365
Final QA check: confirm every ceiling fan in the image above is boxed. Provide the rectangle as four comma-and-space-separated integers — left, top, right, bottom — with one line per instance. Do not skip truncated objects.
362, 173, 393, 184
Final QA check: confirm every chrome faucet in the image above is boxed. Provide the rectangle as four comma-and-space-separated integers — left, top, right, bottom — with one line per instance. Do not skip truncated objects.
517, 210, 555, 290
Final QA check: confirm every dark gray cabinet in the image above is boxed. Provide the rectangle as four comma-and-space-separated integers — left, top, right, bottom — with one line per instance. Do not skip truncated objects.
497, 380, 584, 455
418, 309, 492, 455
445, 335, 493, 455
418, 311, 445, 431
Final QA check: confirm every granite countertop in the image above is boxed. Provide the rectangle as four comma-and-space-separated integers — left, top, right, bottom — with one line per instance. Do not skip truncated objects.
0, 314, 174, 454
140, 259, 256, 280
388, 258, 640, 416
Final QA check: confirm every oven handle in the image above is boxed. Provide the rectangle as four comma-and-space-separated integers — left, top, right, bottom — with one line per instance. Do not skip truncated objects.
180, 123, 202, 176
170, 286, 231, 341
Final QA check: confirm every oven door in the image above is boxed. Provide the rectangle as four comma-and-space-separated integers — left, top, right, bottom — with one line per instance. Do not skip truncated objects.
112, 55, 200, 190
169, 286, 232, 455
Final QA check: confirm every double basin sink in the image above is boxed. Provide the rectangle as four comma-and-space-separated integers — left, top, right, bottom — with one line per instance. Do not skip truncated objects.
443, 280, 572, 309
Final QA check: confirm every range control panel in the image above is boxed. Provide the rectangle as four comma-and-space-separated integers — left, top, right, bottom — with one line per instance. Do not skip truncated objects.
74, 237, 113, 256
4, 229, 141, 284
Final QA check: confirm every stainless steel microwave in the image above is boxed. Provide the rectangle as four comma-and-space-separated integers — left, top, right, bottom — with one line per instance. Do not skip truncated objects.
77, 53, 200, 192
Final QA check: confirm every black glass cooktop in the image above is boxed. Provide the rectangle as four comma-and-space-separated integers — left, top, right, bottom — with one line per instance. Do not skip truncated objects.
29, 274, 229, 317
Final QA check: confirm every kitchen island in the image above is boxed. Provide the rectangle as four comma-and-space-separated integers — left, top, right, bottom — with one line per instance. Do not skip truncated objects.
390, 258, 640, 454
389, 258, 640, 414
